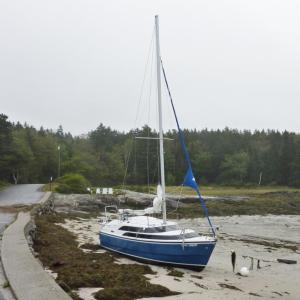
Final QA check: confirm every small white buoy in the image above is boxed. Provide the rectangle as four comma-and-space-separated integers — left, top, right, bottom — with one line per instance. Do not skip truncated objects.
239, 267, 250, 277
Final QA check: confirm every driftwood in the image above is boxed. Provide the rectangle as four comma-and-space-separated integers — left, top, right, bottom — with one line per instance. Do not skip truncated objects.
242, 255, 297, 265
277, 259, 297, 264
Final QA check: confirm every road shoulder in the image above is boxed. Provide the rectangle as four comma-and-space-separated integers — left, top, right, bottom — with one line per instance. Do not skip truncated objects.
1, 208, 71, 300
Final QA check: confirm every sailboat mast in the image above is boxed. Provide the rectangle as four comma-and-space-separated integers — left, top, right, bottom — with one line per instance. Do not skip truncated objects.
155, 15, 167, 224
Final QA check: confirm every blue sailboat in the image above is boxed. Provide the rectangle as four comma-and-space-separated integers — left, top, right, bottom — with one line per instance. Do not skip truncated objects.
99, 15, 216, 270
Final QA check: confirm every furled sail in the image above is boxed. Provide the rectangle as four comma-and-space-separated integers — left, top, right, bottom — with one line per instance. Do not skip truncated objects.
144, 185, 163, 214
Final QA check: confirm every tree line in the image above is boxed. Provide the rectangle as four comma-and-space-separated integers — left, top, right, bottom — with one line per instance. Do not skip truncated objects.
1, 113, 300, 187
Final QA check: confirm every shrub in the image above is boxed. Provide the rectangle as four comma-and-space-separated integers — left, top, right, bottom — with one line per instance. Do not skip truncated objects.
0, 180, 9, 190
55, 173, 90, 194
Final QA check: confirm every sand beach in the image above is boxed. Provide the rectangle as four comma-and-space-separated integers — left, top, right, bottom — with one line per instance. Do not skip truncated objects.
57, 214, 300, 300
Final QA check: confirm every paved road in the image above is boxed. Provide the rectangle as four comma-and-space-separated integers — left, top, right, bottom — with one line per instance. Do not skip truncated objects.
0, 184, 45, 300
0, 184, 44, 206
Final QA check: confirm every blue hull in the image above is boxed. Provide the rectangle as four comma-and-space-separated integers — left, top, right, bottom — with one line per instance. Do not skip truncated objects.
99, 232, 216, 269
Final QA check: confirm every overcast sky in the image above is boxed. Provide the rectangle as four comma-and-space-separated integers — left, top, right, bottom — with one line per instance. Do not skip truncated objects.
0, 0, 299, 135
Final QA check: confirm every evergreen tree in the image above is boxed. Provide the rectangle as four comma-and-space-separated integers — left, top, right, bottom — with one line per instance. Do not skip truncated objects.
1, 112, 300, 187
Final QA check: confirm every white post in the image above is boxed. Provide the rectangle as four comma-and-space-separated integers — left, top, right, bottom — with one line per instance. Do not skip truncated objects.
155, 15, 167, 224
258, 171, 263, 185
57, 145, 61, 178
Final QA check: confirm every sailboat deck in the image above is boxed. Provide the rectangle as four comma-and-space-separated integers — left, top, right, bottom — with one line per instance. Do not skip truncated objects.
101, 216, 215, 243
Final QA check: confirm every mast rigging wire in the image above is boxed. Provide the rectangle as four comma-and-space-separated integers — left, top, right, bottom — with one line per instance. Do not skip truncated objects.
122, 26, 155, 192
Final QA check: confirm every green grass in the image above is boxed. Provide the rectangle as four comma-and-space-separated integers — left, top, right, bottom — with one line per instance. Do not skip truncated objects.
121, 184, 300, 197
115, 185, 156, 194
169, 191, 300, 218
45, 183, 300, 197
42, 183, 59, 192
43, 183, 300, 217
0, 181, 9, 191
166, 185, 300, 196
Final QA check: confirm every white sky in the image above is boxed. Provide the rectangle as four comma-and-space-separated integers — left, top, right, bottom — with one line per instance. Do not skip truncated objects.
0, 0, 299, 135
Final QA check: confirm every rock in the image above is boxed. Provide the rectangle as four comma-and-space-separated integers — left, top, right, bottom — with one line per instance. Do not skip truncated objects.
52, 260, 66, 267
238, 267, 250, 276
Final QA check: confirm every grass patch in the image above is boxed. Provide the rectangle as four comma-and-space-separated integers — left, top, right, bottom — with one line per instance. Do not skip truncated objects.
2, 281, 10, 288
43, 183, 59, 192
166, 185, 300, 197
117, 185, 156, 194
122, 184, 300, 197
120, 185, 300, 217
0, 181, 9, 191
170, 192, 300, 218
34, 214, 179, 300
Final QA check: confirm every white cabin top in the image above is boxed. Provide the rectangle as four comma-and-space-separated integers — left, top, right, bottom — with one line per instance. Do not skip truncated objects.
119, 216, 176, 227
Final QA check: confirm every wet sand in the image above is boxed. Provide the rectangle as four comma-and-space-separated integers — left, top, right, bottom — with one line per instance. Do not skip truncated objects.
58, 215, 300, 300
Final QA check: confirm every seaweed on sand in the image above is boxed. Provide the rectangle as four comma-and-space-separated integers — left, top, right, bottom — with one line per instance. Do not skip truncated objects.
80, 243, 102, 251
167, 268, 184, 277
34, 214, 179, 300
218, 283, 243, 291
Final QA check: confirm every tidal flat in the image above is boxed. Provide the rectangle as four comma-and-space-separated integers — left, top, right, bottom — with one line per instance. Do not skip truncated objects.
34, 213, 300, 300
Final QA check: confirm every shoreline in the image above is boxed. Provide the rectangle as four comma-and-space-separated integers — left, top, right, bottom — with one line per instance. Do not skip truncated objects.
51, 214, 300, 300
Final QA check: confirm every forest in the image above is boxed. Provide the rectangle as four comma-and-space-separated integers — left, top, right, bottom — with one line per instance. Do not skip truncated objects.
1, 113, 300, 187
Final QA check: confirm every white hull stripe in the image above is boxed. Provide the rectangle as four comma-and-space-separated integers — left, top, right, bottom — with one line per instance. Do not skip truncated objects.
100, 244, 206, 267
100, 232, 216, 245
